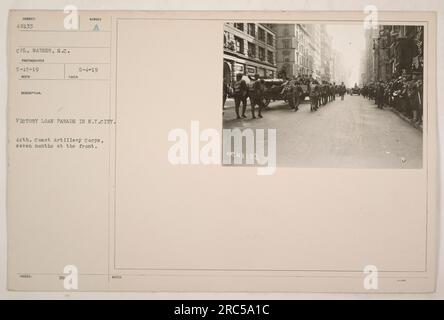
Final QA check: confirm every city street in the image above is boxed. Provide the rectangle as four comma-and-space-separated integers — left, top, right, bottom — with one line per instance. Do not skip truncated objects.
223, 95, 423, 168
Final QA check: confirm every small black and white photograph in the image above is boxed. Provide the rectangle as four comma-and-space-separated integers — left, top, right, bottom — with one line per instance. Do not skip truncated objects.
222, 23, 424, 168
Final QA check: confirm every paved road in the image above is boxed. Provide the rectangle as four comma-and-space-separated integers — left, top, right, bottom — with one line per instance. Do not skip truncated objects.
223, 95, 423, 168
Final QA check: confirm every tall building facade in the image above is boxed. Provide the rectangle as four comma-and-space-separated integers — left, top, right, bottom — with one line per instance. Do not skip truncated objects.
361, 25, 423, 84
360, 28, 378, 84
305, 24, 322, 80
272, 24, 332, 81
223, 23, 277, 84
320, 25, 333, 82
271, 24, 307, 78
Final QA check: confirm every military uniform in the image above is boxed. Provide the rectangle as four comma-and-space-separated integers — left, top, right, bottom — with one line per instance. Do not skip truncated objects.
282, 80, 295, 111
309, 82, 320, 111
233, 78, 248, 119
321, 83, 328, 105
282, 80, 301, 112
339, 84, 346, 100
250, 79, 266, 118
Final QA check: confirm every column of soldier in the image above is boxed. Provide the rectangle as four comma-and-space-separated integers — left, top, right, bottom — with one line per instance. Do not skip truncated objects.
225, 73, 267, 120
281, 76, 347, 113
360, 73, 423, 126
223, 73, 347, 120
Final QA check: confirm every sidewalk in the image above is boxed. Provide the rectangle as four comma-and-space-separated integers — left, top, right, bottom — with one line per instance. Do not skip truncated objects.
358, 97, 423, 132
385, 106, 423, 132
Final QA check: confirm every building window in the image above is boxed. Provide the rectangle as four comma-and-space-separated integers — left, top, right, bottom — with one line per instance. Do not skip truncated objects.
234, 63, 244, 75
267, 50, 274, 64
258, 28, 266, 42
247, 23, 255, 37
246, 66, 256, 75
258, 47, 265, 61
283, 39, 291, 49
223, 31, 229, 45
234, 36, 244, 54
257, 68, 265, 77
247, 42, 256, 58
234, 23, 244, 31
283, 27, 290, 37
267, 33, 274, 46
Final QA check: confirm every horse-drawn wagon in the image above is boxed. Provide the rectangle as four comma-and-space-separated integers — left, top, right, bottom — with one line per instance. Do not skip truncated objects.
262, 79, 310, 107
234, 76, 310, 109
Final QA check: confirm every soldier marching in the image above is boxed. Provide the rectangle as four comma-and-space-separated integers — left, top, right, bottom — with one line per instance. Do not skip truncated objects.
223, 73, 348, 119
224, 70, 423, 129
